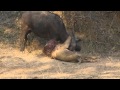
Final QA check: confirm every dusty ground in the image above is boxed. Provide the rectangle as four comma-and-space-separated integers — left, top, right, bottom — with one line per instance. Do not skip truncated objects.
0, 44, 120, 79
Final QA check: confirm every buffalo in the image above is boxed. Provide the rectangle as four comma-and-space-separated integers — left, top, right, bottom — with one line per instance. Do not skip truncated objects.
19, 11, 81, 51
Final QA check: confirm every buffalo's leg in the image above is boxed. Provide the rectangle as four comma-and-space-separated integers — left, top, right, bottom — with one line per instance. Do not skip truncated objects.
69, 38, 76, 51
75, 39, 81, 51
20, 26, 31, 51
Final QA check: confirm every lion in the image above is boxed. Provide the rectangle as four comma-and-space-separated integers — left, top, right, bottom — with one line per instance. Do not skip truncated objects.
43, 36, 98, 63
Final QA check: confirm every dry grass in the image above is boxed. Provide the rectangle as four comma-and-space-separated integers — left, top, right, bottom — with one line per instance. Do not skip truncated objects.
63, 11, 120, 54
0, 46, 120, 79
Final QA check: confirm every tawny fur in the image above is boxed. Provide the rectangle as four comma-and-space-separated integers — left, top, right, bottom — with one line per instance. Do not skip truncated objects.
50, 36, 81, 62
43, 36, 98, 63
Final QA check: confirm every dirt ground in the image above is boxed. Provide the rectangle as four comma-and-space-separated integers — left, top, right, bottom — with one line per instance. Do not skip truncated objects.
0, 44, 120, 79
